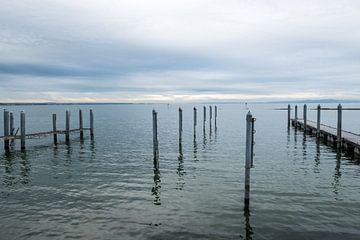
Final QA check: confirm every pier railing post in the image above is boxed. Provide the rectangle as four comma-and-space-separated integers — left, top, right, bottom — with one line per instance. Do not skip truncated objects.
317, 104, 321, 138
179, 108, 183, 148
152, 109, 159, 169
4, 109, 10, 151
303, 104, 307, 132
90, 109, 94, 140
20, 111, 26, 151
193, 107, 197, 138
244, 111, 253, 210
337, 104, 342, 149
65, 110, 70, 144
79, 109, 83, 140
287, 104, 291, 128
295, 105, 298, 128
52, 114, 57, 145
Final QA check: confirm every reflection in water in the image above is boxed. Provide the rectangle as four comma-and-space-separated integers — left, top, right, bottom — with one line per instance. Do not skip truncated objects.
202, 130, 207, 150
314, 143, 320, 173
302, 133, 307, 164
241, 209, 253, 240
176, 148, 185, 190
332, 153, 342, 197
3, 152, 15, 187
20, 152, 30, 185
152, 169, 161, 205
193, 138, 198, 161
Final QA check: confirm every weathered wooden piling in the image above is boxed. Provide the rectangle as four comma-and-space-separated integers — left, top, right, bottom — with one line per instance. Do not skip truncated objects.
303, 104, 307, 132
337, 104, 342, 149
317, 104, 321, 138
209, 105, 212, 128
295, 105, 298, 128
179, 108, 183, 147
10, 112, 14, 136
152, 109, 159, 169
250, 117, 255, 168
287, 104, 291, 128
4, 109, 10, 151
90, 109, 94, 140
52, 114, 57, 145
193, 107, 197, 138
215, 106, 218, 128
79, 109, 83, 140
244, 111, 253, 210
65, 110, 70, 143
20, 111, 26, 150
203, 106, 206, 131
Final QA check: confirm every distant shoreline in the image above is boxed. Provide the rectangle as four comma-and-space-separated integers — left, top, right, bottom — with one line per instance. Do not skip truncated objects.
0, 99, 359, 106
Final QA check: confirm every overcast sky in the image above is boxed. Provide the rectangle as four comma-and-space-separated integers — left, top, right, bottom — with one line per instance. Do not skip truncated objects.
1, 0, 359, 102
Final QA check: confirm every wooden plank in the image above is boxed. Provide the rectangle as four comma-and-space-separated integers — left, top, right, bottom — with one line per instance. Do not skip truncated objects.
0, 128, 91, 140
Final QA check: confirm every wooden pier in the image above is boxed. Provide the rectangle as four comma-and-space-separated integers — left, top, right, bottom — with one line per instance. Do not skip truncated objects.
1, 109, 94, 151
289, 104, 360, 156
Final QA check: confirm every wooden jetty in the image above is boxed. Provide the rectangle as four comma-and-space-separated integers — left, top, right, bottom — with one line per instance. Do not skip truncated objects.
288, 104, 360, 156
1, 109, 94, 151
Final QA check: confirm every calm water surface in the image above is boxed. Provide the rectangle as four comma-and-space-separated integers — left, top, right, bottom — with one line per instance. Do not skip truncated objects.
0, 103, 360, 240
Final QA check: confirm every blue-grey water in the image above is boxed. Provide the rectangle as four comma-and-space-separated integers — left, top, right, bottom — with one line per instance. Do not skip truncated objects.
0, 103, 360, 240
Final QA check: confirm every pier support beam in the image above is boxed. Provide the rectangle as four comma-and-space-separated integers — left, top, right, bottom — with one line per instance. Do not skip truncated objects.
193, 107, 197, 138
52, 114, 57, 145
303, 104, 307, 132
179, 108, 183, 148
295, 105, 298, 128
90, 109, 94, 140
287, 104, 291, 128
215, 106, 218, 129
244, 111, 253, 210
152, 109, 159, 169
4, 109, 10, 151
65, 110, 70, 144
20, 111, 26, 151
79, 109, 83, 140
203, 106, 206, 132
317, 104, 321, 139
337, 104, 342, 150
209, 105, 212, 130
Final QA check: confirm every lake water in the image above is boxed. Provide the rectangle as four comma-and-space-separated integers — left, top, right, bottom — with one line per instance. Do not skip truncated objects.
0, 103, 360, 240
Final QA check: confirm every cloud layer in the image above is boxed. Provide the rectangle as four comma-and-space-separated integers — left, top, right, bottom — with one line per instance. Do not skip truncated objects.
0, 0, 359, 102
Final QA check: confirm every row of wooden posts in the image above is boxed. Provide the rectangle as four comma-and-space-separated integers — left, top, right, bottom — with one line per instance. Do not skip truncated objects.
152, 106, 255, 210
2, 109, 94, 151
287, 104, 345, 149
152, 105, 218, 167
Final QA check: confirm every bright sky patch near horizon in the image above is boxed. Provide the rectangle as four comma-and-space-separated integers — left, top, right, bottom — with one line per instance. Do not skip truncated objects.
0, 0, 359, 103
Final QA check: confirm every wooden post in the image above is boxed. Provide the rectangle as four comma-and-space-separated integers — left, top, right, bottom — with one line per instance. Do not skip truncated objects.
295, 105, 298, 128
52, 114, 57, 145
337, 104, 342, 149
215, 106, 218, 128
209, 105, 212, 127
3, 109, 10, 151
179, 108, 183, 147
244, 111, 253, 210
65, 110, 70, 143
287, 104, 291, 128
303, 104, 307, 132
193, 107, 197, 138
79, 109, 84, 140
90, 109, 94, 140
317, 104, 321, 138
152, 109, 159, 169
20, 111, 26, 150
203, 106, 206, 131
250, 117, 255, 168
10, 112, 14, 136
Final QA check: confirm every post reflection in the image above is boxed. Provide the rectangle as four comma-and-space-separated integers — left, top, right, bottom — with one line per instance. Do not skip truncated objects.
332, 153, 342, 196
3, 151, 15, 187
314, 142, 320, 173
19, 152, 30, 184
241, 209, 253, 240
152, 169, 161, 205
193, 138, 198, 161
176, 147, 185, 190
